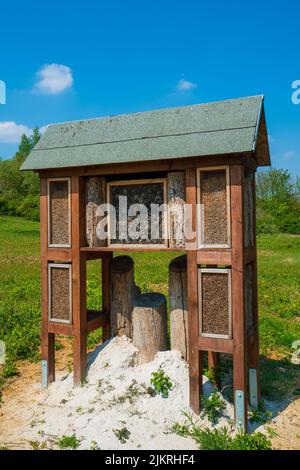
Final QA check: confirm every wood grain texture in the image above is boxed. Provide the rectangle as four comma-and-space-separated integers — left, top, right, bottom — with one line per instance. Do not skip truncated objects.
102, 252, 113, 341
169, 255, 188, 361
186, 168, 202, 414
86, 176, 107, 247
167, 172, 186, 248
230, 164, 248, 428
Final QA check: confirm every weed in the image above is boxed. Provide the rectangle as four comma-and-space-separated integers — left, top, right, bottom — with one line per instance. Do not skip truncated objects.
113, 427, 130, 444
57, 433, 81, 450
150, 368, 173, 398
90, 440, 101, 450
201, 390, 226, 424
249, 401, 272, 425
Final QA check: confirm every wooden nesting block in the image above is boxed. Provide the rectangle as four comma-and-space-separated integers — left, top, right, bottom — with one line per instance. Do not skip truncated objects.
48, 178, 71, 247
244, 170, 255, 247
86, 176, 107, 247
132, 293, 167, 364
110, 255, 140, 337
169, 255, 188, 361
167, 172, 186, 248
245, 263, 254, 334
197, 167, 230, 248
198, 268, 232, 339
48, 263, 72, 323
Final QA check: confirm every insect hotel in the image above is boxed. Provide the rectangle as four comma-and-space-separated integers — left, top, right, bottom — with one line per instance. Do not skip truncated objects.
21, 95, 270, 430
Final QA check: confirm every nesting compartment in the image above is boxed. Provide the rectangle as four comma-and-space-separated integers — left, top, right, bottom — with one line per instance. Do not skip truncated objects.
48, 263, 72, 323
48, 178, 71, 247
107, 178, 167, 246
197, 167, 230, 248
198, 268, 232, 339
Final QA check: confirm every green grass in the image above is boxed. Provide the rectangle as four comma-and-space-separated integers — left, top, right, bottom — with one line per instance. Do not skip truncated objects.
0, 216, 299, 401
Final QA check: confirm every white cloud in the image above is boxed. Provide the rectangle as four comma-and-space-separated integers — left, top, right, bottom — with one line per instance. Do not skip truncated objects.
0, 121, 32, 143
176, 78, 197, 92
34, 64, 73, 94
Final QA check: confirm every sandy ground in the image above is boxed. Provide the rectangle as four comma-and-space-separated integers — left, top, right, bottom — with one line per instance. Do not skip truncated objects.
0, 336, 299, 450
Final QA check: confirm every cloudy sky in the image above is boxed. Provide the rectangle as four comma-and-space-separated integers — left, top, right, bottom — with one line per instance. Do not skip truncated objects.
0, 0, 299, 175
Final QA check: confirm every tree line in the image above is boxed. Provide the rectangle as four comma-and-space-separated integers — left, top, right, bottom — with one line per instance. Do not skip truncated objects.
0, 129, 299, 234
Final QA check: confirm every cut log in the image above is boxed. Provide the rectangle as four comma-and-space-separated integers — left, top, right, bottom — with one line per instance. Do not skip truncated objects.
167, 172, 186, 248
169, 255, 189, 361
132, 293, 167, 364
86, 176, 107, 247
110, 255, 140, 337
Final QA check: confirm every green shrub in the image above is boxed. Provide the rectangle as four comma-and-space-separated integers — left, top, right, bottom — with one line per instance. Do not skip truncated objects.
201, 390, 226, 424
58, 433, 81, 450
150, 368, 173, 398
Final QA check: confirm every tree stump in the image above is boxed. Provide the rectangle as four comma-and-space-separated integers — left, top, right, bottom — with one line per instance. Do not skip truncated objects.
132, 293, 167, 364
110, 255, 140, 337
169, 255, 189, 361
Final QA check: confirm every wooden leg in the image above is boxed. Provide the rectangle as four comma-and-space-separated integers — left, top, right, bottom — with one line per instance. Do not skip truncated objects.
231, 165, 248, 430
102, 253, 112, 342
73, 331, 87, 386
248, 260, 260, 408
208, 352, 220, 389
187, 250, 201, 414
41, 331, 55, 388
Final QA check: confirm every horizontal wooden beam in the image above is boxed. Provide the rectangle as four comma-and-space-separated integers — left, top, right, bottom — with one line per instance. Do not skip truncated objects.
197, 250, 232, 266
47, 322, 74, 335
87, 310, 108, 333
81, 246, 184, 253
38, 152, 254, 178
47, 248, 72, 262
198, 336, 233, 354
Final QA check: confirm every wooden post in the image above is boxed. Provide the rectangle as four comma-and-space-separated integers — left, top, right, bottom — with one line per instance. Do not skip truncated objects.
247, 173, 261, 406
40, 177, 55, 387
71, 176, 87, 386
102, 252, 113, 342
169, 255, 188, 361
186, 168, 202, 414
230, 165, 248, 430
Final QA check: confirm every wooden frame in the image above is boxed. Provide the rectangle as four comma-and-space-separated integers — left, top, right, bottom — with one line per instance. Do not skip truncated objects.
106, 177, 168, 248
198, 268, 232, 340
196, 166, 231, 249
47, 177, 71, 248
48, 263, 72, 324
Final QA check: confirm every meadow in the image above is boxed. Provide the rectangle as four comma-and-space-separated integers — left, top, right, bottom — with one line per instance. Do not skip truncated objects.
0, 215, 299, 400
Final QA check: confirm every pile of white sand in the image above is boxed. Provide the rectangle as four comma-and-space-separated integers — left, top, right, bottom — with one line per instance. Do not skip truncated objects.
21, 336, 237, 450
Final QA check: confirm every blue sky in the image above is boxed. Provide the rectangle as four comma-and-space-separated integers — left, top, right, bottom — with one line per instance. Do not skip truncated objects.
0, 0, 299, 175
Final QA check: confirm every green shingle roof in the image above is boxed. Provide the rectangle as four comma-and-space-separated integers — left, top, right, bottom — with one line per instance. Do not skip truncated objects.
21, 95, 270, 171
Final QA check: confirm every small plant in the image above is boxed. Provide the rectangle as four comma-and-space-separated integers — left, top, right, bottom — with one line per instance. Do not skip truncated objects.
201, 390, 226, 424
249, 400, 272, 425
57, 433, 81, 450
113, 427, 130, 444
90, 440, 101, 450
150, 368, 173, 398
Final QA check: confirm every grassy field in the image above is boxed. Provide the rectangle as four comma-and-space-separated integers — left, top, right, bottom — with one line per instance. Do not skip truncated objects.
0, 215, 299, 400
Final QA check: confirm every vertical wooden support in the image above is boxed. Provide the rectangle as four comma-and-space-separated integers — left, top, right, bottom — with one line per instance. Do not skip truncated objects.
186, 168, 202, 414
102, 252, 113, 342
248, 174, 261, 406
208, 352, 220, 389
40, 177, 55, 387
71, 176, 87, 386
230, 165, 248, 430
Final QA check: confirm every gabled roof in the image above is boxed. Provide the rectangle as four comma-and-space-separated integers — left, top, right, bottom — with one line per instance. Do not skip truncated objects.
21, 95, 270, 171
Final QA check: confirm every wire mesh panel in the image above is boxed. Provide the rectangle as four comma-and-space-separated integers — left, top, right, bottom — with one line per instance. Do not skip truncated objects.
48, 178, 71, 247
197, 167, 230, 248
48, 263, 72, 323
244, 170, 255, 247
198, 268, 232, 339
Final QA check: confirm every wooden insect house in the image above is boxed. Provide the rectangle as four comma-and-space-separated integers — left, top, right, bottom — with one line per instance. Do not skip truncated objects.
21, 95, 271, 430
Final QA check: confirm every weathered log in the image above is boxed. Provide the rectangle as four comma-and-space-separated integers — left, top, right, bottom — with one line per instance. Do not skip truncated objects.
169, 255, 189, 361
132, 292, 167, 364
86, 176, 107, 247
167, 172, 186, 248
110, 255, 140, 337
